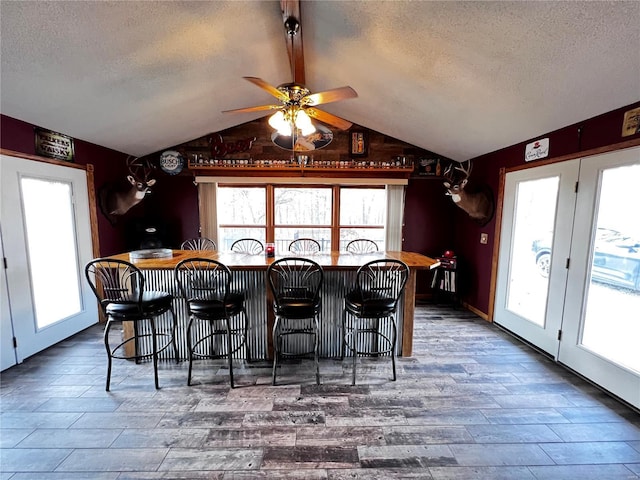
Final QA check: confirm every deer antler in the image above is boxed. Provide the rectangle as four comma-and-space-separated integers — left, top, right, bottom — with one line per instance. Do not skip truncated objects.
443, 163, 454, 179
126, 156, 154, 182
454, 160, 472, 179
441, 159, 494, 225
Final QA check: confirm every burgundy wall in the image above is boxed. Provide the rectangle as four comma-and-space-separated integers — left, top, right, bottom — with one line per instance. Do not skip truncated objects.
0, 115, 198, 255
5, 98, 638, 312
2, 113, 450, 260
455, 101, 640, 315
403, 178, 456, 294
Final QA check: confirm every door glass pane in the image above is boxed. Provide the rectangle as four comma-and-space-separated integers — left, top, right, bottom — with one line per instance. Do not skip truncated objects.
581, 164, 640, 373
21, 177, 82, 329
506, 177, 559, 326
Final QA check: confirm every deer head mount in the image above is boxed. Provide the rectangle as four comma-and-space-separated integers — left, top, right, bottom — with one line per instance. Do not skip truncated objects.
98, 156, 156, 225
443, 160, 494, 226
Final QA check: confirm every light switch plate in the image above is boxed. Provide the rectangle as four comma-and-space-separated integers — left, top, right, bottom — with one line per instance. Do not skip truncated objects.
480, 233, 489, 244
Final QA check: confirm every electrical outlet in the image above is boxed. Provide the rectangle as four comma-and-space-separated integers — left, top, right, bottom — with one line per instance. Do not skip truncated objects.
480, 233, 489, 244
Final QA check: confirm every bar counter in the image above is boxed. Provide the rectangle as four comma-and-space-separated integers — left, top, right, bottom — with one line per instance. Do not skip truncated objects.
107, 250, 439, 359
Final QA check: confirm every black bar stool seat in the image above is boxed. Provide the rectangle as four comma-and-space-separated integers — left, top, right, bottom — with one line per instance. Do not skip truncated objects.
85, 258, 179, 391
174, 258, 249, 388
268, 257, 323, 385
343, 259, 409, 385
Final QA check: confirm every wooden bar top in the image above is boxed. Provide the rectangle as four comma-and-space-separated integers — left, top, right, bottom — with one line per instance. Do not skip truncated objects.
106, 250, 440, 271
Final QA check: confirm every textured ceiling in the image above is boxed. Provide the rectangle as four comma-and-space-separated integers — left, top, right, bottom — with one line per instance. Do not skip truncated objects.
1, 1, 639, 161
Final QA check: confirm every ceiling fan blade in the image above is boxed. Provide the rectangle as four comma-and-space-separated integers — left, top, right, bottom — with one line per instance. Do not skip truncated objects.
306, 108, 352, 130
304, 86, 358, 106
222, 104, 282, 114
243, 77, 289, 102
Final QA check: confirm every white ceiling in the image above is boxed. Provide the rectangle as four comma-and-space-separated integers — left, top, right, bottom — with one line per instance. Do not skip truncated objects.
1, 1, 639, 161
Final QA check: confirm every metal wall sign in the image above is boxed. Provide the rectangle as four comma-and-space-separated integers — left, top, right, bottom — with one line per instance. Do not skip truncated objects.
525, 137, 549, 162
34, 127, 75, 162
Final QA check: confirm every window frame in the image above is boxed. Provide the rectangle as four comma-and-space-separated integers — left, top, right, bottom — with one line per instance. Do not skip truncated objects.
216, 185, 268, 249
216, 183, 386, 251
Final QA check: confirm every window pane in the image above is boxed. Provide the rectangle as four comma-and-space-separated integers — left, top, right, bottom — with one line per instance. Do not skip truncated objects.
218, 228, 266, 252
275, 228, 331, 253
217, 187, 266, 225
507, 176, 559, 327
21, 177, 82, 328
340, 188, 385, 225
581, 164, 640, 373
275, 187, 331, 225
339, 228, 385, 251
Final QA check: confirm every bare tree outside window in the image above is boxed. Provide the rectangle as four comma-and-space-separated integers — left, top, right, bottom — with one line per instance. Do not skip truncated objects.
217, 185, 386, 252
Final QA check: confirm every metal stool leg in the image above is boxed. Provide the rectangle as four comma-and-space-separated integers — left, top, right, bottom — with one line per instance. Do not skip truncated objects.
314, 315, 320, 385
242, 308, 251, 364
390, 316, 397, 381
341, 308, 347, 361
104, 319, 113, 392
272, 317, 280, 385
352, 324, 358, 386
169, 306, 179, 363
150, 317, 159, 389
186, 317, 195, 386
226, 318, 235, 388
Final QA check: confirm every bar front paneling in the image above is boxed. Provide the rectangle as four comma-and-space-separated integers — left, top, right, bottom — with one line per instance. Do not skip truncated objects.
104, 250, 438, 361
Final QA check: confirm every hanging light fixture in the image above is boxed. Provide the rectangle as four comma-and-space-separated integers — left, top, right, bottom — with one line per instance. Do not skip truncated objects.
268, 110, 292, 136
267, 16, 316, 142
268, 105, 316, 137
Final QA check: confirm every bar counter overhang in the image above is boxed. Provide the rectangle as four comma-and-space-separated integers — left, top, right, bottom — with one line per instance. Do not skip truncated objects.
105, 250, 439, 360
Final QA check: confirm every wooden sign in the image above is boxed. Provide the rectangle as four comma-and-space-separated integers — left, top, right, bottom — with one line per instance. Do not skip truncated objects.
621, 107, 640, 137
34, 128, 75, 162
209, 133, 255, 158
350, 131, 368, 157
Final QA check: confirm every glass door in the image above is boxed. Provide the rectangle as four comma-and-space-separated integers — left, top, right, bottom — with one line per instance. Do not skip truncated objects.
0, 154, 98, 366
559, 148, 640, 408
494, 160, 579, 356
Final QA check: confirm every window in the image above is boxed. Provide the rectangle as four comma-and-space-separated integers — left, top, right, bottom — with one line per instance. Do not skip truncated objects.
207, 181, 403, 252
339, 187, 385, 250
274, 186, 332, 252
217, 186, 266, 251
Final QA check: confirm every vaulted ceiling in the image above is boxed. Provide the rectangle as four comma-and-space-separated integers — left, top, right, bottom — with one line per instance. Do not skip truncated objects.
1, 1, 638, 161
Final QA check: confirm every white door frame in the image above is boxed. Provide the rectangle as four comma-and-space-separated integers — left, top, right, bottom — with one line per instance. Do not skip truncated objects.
1, 152, 98, 369
494, 160, 579, 357
558, 147, 640, 408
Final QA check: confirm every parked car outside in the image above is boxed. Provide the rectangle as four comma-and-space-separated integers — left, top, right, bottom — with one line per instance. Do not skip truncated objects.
531, 228, 640, 292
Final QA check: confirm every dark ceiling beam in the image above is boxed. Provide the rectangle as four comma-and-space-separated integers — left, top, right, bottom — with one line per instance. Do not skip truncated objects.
280, 0, 305, 85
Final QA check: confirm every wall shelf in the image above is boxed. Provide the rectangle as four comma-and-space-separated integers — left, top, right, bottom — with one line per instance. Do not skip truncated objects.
188, 161, 414, 178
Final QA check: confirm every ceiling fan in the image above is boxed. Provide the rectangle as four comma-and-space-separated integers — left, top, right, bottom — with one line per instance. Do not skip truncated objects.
222, 5, 357, 150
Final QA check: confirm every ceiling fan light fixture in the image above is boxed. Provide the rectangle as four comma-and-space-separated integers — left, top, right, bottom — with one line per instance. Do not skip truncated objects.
268, 107, 316, 137
268, 110, 292, 136
295, 109, 316, 136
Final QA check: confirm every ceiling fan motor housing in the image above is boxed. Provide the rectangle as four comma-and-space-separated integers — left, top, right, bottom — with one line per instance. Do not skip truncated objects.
277, 83, 311, 105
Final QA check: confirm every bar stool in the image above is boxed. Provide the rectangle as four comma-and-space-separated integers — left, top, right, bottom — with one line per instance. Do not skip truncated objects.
343, 259, 409, 385
346, 239, 379, 253
174, 258, 249, 387
85, 258, 179, 391
267, 257, 323, 385
231, 238, 264, 254
289, 238, 321, 255
181, 237, 217, 250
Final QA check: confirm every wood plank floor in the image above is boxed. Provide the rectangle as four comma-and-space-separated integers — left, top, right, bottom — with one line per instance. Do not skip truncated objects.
1, 304, 639, 479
